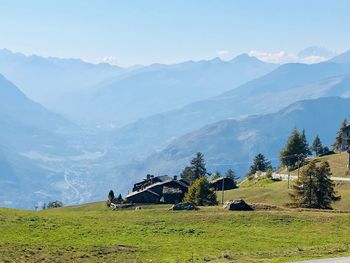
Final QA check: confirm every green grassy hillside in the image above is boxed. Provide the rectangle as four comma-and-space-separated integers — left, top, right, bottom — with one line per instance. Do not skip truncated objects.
221, 179, 350, 211
1, 153, 350, 263
279, 152, 349, 177
2, 201, 350, 263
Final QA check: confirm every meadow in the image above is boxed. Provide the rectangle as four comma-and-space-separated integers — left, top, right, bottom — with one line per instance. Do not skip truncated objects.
1, 201, 350, 263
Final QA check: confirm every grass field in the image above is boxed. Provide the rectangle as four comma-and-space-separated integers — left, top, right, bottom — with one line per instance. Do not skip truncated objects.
221, 179, 350, 211
279, 152, 349, 177
2, 201, 350, 263
1, 153, 350, 263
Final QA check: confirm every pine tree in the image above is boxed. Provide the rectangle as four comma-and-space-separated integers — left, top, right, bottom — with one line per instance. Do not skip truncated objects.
116, 194, 123, 203
333, 118, 348, 151
289, 161, 340, 209
190, 152, 207, 179
225, 169, 237, 181
108, 190, 115, 202
183, 177, 218, 206
311, 135, 323, 156
180, 166, 194, 182
301, 129, 312, 155
181, 152, 207, 182
280, 128, 309, 169
225, 169, 238, 187
315, 161, 340, 208
290, 161, 318, 208
249, 153, 272, 174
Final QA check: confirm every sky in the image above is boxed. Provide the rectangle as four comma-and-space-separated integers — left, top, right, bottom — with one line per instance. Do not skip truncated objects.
0, 0, 349, 66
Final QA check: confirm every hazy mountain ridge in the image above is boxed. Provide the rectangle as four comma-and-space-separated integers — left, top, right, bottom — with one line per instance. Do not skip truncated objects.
0, 49, 125, 119
107, 52, 350, 165
130, 96, 350, 180
84, 54, 277, 127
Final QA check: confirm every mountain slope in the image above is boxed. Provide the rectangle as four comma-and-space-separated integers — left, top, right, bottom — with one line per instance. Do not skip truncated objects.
0, 73, 76, 152
0, 49, 125, 118
108, 55, 350, 164
86, 54, 277, 126
0, 74, 86, 208
140, 96, 350, 178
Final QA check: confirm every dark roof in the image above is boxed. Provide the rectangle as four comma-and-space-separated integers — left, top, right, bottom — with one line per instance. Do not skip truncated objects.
157, 175, 172, 182
127, 179, 188, 198
126, 189, 160, 198
210, 177, 234, 184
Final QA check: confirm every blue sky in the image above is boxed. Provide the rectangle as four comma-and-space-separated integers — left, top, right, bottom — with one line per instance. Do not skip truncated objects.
0, 0, 349, 66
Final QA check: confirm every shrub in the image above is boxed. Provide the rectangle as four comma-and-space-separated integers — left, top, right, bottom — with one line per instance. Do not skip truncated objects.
183, 177, 218, 206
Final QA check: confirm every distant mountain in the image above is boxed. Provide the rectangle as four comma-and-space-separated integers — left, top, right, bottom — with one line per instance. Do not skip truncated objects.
0, 74, 89, 208
0, 73, 76, 152
108, 56, 350, 165
331, 50, 350, 64
298, 46, 337, 59
134, 96, 350, 179
0, 49, 125, 117
84, 54, 277, 127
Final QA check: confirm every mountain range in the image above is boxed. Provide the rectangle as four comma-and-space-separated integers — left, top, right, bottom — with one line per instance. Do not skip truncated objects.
1, 47, 350, 209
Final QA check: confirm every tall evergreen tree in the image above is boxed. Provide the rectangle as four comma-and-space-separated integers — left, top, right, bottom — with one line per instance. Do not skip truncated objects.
225, 169, 237, 181
249, 153, 272, 174
315, 161, 340, 208
333, 118, 349, 151
191, 152, 207, 178
181, 152, 207, 182
108, 190, 115, 201
289, 161, 340, 209
311, 135, 323, 156
301, 129, 311, 155
225, 169, 238, 187
280, 128, 309, 169
180, 166, 195, 182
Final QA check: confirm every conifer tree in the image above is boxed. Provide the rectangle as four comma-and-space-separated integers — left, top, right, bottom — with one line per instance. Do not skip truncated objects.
249, 153, 272, 174
181, 152, 207, 182
280, 128, 309, 169
225, 169, 238, 187
108, 190, 115, 202
333, 118, 349, 151
289, 161, 340, 209
311, 135, 323, 156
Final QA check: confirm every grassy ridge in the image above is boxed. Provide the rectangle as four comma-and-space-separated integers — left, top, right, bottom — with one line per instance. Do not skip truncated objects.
1, 202, 350, 262
221, 180, 350, 211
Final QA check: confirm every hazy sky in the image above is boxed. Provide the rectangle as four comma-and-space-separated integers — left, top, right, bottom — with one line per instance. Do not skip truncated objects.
0, 0, 349, 66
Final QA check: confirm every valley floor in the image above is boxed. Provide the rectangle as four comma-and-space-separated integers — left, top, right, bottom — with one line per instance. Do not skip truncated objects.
1, 201, 350, 263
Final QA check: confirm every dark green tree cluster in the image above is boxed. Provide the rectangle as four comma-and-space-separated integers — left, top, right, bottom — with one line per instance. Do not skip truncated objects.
249, 153, 272, 174
107, 190, 124, 207
183, 176, 218, 206
333, 119, 349, 152
280, 128, 310, 169
311, 135, 331, 156
180, 152, 218, 206
180, 152, 207, 182
289, 161, 340, 209
47, 200, 64, 209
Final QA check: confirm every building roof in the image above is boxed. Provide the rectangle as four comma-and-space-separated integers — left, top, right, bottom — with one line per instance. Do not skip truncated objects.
126, 188, 161, 198
210, 177, 234, 184
127, 179, 188, 198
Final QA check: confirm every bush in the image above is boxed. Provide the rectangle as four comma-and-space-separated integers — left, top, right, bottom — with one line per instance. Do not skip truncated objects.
183, 177, 218, 206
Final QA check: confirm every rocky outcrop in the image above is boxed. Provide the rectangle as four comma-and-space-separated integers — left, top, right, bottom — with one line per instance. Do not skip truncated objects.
223, 199, 254, 211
